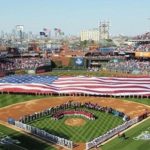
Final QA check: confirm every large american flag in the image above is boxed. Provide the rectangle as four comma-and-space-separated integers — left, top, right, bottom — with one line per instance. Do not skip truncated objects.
0, 75, 150, 96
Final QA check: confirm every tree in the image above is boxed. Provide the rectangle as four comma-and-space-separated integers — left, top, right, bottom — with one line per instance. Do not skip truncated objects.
80, 40, 88, 50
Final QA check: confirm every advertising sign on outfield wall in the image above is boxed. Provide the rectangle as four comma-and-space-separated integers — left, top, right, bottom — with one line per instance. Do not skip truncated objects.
27, 70, 35, 74
135, 52, 150, 58
74, 57, 84, 66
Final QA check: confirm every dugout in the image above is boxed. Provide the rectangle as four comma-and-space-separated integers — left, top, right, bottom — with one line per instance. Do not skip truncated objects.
36, 65, 52, 74
86, 57, 109, 70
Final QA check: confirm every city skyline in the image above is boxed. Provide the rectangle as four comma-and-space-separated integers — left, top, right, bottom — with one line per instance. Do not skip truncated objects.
0, 0, 150, 36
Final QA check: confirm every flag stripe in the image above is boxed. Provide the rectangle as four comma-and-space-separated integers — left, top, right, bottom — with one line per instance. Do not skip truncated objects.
0, 75, 150, 96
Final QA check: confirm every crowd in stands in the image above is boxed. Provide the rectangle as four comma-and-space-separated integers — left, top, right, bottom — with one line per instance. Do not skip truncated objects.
136, 44, 150, 52
86, 54, 125, 59
89, 43, 150, 54
115, 45, 135, 52
133, 32, 150, 40
115, 43, 150, 52
0, 57, 51, 71
105, 59, 150, 74
114, 32, 150, 52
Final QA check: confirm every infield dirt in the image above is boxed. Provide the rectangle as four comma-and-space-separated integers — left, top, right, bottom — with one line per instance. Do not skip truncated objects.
0, 96, 149, 122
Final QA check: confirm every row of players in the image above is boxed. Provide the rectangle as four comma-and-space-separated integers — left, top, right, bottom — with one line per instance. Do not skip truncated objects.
51, 110, 95, 120
18, 101, 130, 123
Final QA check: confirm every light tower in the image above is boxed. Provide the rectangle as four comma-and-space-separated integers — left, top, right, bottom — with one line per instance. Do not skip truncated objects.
99, 21, 110, 39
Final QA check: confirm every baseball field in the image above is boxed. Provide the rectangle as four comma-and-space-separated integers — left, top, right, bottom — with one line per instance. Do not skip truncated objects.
0, 94, 150, 150
28, 107, 123, 142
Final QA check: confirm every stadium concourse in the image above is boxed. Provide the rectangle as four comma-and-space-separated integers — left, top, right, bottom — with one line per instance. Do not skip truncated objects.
0, 75, 150, 97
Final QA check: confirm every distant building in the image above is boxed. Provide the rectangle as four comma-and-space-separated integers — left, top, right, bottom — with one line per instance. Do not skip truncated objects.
80, 21, 110, 42
80, 29, 100, 42
99, 21, 110, 40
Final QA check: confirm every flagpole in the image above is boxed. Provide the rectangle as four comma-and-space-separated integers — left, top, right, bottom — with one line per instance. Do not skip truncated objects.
55, 29, 57, 39
49, 31, 51, 39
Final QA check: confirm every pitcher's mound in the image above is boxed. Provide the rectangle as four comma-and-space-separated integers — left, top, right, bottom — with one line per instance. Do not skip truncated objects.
65, 118, 86, 127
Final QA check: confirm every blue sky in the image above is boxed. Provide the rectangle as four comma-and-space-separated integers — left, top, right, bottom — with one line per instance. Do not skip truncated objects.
0, 0, 150, 36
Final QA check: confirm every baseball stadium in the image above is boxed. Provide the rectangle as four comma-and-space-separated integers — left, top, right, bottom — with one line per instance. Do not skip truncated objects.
0, 30, 150, 150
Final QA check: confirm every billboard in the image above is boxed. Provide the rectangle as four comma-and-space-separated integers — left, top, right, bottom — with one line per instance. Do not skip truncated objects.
16, 25, 24, 32
74, 57, 84, 66
135, 52, 150, 58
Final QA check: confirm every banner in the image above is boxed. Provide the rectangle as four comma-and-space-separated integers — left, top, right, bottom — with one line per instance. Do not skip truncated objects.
86, 117, 139, 150
13, 121, 73, 149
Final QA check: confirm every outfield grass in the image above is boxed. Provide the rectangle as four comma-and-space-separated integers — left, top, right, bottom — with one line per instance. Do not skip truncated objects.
0, 124, 55, 150
47, 70, 144, 77
102, 118, 150, 150
28, 108, 123, 142
0, 93, 149, 109
0, 94, 49, 108
121, 98, 150, 106
48, 70, 102, 77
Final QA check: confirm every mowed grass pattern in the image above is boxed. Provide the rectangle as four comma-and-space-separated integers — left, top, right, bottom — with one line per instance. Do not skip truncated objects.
29, 109, 123, 142
0, 94, 48, 108
102, 118, 150, 150
121, 98, 150, 106
0, 94, 149, 108
0, 124, 55, 150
